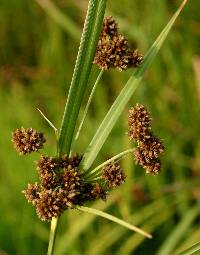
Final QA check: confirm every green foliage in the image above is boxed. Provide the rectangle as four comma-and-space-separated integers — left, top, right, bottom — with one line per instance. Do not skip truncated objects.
0, 0, 200, 255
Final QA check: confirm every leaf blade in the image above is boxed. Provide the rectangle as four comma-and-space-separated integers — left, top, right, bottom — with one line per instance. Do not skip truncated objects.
58, 0, 107, 156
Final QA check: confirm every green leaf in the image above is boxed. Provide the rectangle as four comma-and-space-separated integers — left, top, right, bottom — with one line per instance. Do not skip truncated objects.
58, 0, 107, 156
177, 242, 200, 255
77, 206, 152, 239
156, 205, 200, 255
82, 0, 188, 170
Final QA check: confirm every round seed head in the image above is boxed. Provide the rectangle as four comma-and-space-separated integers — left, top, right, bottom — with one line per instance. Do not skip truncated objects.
128, 104, 152, 142
36, 189, 63, 221
36, 155, 60, 189
12, 127, 46, 155
102, 162, 126, 188
22, 183, 40, 206
102, 16, 118, 37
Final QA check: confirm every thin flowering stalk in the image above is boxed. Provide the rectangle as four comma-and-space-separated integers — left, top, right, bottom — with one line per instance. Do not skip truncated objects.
84, 148, 134, 178
86, 176, 103, 182
77, 206, 152, 239
47, 217, 59, 255
75, 70, 104, 141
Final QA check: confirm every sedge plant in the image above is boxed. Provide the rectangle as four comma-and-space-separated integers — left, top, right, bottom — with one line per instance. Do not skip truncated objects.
11, 0, 189, 254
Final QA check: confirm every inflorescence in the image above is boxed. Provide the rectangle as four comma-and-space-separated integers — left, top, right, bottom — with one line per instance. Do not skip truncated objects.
12, 127, 46, 154
12, 127, 126, 221
102, 162, 126, 188
128, 104, 165, 175
93, 16, 143, 71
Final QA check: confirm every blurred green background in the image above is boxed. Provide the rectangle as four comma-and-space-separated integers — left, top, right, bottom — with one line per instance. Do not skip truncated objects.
0, 0, 200, 254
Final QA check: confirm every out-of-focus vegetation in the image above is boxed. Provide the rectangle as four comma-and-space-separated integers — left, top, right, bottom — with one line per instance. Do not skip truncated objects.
0, 0, 200, 254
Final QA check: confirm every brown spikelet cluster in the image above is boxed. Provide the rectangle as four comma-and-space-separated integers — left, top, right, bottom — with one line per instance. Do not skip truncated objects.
128, 104, 164, 175
81, 182, 108, 202
12, 127, 46, 154
93, 16, 143, 71
102, 162, 126, 188
23, 154, 107, 221
22, 183, 40, 205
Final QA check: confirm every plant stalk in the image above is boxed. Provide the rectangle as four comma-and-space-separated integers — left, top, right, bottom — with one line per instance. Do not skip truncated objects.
84, 148, 134, 177
75, 70, 104, 141
47, 217, 59, 255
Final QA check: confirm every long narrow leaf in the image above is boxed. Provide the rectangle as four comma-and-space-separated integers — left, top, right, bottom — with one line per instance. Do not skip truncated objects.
77, 206, 152, 239
156, 205, 200, 255
82, 0, 188, 170
178, 242, 200, 255
58, 0, 107, 156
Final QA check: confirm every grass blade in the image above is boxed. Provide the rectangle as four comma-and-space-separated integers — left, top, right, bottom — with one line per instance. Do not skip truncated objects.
77, 206, 152, 239
82, 0, 188, 170
156, 205, 200, 255
178, 242, 200, 255
58, 0, 107, 156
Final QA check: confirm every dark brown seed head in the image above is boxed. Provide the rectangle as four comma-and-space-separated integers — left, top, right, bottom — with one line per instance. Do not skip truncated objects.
61, 153, 83, 169
36, 155, 60, 189
102, 162, 126, 188
22, 183, 40, 205
145, 160, 161, 175
12, 127, 46, 154
80, 182, 108, 202
139, 137, 165, 160
93, 37, 112, 70
134, 147, 148, 166
133, 146, 162, 175
94, 16, 143, 71
127, 50, 144, 68
62, 167, 82, 205
101, 16, 118, 37
89, 183, 108, 201
35, 189, 63, 221
128, 104, 152, 142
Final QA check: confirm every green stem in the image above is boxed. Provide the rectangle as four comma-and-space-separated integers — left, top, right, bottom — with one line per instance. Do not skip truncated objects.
47, 217, 59, 255
58, 0, 107, 156
84, 148, 134, 178
178, 242, 200, 255
75, 70, 104, 141
77, 206, 152, 239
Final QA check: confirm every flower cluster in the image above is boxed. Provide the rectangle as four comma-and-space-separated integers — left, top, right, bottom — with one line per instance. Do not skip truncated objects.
12, 127, 46, 154
23, 154, 108, 221
12, 127, 127, 221
102, 162, 126, 188
93, 16, 143, 71
128, 104, 164, 175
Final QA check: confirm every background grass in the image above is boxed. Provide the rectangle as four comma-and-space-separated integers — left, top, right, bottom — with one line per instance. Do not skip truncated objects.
0, 0, 200, 254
